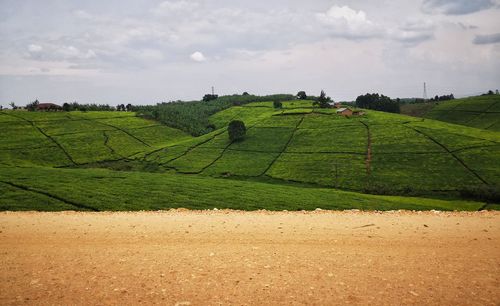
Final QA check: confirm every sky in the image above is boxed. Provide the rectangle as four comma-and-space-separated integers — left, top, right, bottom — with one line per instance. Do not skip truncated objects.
0, 0, 499, 106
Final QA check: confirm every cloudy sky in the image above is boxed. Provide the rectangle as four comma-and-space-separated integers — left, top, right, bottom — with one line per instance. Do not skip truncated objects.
1, 0, 499, 106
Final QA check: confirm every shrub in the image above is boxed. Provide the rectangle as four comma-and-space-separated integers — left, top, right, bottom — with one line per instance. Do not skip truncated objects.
228, 120, 246, 142
297, 91, 307, 100
355, 93, 400, 113
459, 185, 500, 204
312, 90, 331, 108
273, 101, 283, 109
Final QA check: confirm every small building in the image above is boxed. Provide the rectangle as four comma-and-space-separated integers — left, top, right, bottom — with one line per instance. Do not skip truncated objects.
36, 103, 62, 111
328, 102, 342, 108
336, 108, 353, 116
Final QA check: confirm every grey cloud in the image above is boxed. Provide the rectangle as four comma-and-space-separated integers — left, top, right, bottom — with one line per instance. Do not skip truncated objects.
473, 33, 500, 44
422, 0, 495, 15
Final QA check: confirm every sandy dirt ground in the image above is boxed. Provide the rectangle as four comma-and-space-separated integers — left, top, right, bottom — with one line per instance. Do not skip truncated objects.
0, 210, 499, 306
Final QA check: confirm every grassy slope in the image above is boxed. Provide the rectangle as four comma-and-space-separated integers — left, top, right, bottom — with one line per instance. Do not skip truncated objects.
422, 95, 500, 132
0, 166, 484, 211
1, 104, 499, 211
151, 101, 499, 194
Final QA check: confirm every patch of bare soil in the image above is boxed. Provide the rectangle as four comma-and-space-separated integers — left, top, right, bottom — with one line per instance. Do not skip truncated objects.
0, 210, 499, 305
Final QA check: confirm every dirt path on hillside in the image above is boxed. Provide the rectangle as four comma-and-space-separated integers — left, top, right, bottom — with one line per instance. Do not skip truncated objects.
0, 210, 499, 305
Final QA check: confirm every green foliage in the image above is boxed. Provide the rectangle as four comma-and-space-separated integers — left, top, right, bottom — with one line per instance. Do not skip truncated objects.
273, 101, 283, 109
424, 95, 500, 131
228, 120, 246, 142
202, 94, 219, 102
0, 166, 485, 211
26, 99, 39, 111
312, 90, 332, 108
459, 185, 500, 204
135, 94, 294, 136
1, 96, 500, 209
297, 91, 307, 100
356, 93, 400, 113
59, 102, 116, 112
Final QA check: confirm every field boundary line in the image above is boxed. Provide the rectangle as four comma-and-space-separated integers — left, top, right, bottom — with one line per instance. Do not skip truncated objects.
198, 117, 269, 174
451, 144, 500, 153
485, 121, 498, 130
406, 126, 489, 185
162, 129, 228, 165
360, 121, 372, 176
0, 144, 57, 151
0, 180, 99, 211
1, 112, 77, 165
102, 131, 122, 158
259, 115, 306, 176
80, 117, 152, 148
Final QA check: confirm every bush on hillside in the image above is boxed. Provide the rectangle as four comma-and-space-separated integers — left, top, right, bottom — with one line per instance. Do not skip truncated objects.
459, 185, 500, 204
273, 101, 283, 109
355, 93, 400, 113
134, 94, 294, 136
228, 120, 246, 142
312, 90, 332, 108
297, 91, 307, 100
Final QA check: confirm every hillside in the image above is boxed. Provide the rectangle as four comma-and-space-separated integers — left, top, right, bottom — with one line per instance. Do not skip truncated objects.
1, 102, 499, 211
401, 95, 500, 131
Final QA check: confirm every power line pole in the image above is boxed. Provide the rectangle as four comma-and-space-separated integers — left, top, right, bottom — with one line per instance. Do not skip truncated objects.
212, 86, 215, 96
423, 82, 428, 100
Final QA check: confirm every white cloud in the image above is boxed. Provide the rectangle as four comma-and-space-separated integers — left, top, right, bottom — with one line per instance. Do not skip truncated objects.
73, 10, 92, 19
390, 19, 436, 44
190, 51, 206, 62
153, 0, 200, 16
422, 0, 495, 15
28, 44, 42, 52
316, 5, 383, 39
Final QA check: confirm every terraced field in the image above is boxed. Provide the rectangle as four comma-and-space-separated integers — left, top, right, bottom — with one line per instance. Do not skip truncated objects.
144, 102, 500, 194
1, 99, 499, 211
423, 95, 500, 131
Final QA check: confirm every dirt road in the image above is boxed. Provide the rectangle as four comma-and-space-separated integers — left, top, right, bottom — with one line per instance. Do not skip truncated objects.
0, 210, 499, 305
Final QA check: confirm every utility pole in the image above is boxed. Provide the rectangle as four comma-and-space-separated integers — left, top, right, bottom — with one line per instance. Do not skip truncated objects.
423, 82, 428, 101
212, 86, 215, 96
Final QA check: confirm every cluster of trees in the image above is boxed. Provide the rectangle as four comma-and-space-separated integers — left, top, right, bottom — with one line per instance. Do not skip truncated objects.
60, 102, 133, 112
355, 93, 400, 113
312, 90, 332, 108
296, 90, 333, 107
202, 94, 219, 102
26, 100, 39, 111
482, 90, 499, 96
429, 94, 454, 102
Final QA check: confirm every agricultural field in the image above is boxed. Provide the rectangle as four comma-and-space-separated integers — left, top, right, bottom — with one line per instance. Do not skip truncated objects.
1, 98, 499, 211
422, 95, 500, 131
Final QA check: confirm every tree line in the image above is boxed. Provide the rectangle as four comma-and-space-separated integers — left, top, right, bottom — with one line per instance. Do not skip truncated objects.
134, 94, 294, 136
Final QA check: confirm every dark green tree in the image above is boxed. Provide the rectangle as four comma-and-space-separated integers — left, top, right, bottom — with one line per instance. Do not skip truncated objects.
355, 93, 400, 113
273, 101, 283, 109
26, 99, 39, 111
297, 91, 307, 100
228, 120, 246, 142
313, 90, 331, 108
126, 103, 133, 111
62, 103, 71, 112
203, 94, 218, 102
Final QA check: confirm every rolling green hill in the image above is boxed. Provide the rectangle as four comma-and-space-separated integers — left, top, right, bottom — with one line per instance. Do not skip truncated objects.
402, 95, 500, 131
1, 99, 499, 211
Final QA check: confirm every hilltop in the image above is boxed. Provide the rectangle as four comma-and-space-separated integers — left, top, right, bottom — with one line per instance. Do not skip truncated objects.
0, 98, 499, 211
401, 95, 500, 131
